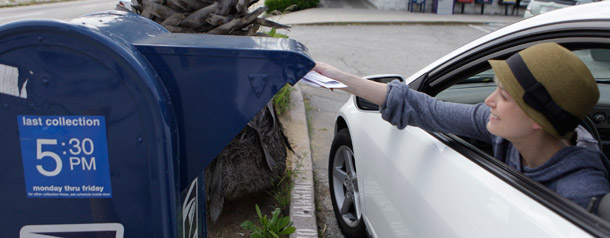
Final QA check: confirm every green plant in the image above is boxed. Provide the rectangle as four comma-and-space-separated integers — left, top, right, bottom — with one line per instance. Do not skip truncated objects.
265, 28, 289, 39
268, 25, 291, 116
273, 84, 293, 115
265, 0, 319, 13
267, 167, 295, 210
241, 204, 296, 238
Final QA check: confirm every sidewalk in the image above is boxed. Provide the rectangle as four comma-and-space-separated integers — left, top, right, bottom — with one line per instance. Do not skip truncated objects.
277, 5, 523, 238
0, 0, 63, 7
268, 7, 523, 25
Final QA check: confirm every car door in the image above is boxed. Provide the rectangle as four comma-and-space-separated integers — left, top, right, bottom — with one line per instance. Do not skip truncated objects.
351, 20, 610, 237
352, 87, 598, 237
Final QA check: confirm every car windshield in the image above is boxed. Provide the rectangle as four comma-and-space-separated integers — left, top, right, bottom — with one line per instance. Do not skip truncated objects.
576, 49, 610, 82
459, 72, 494, 84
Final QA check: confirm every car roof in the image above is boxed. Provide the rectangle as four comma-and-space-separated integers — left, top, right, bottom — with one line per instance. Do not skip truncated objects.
406, 1, 610, 83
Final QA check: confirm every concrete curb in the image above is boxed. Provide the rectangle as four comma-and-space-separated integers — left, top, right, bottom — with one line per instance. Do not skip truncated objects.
279, 83, 319, 238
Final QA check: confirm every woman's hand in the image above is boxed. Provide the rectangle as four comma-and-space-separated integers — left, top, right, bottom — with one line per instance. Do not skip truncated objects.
311, 62, 389, 106
313, 62, 353, 84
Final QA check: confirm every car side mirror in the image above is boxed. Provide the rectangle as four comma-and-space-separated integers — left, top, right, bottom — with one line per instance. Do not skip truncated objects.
356, 75, 404, 111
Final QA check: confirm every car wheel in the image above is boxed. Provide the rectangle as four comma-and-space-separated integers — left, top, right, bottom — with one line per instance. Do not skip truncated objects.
329, 129, 367, 238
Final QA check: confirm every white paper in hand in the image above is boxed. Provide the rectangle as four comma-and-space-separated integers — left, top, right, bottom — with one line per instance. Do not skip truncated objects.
301, 71, 347, 89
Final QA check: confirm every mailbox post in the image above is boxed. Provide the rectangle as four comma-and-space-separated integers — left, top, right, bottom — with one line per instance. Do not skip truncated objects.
0, 11, 314, 237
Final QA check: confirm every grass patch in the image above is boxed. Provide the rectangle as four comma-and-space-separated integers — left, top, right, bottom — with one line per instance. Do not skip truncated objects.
273, 84, 294, 116
242, 155, 300, 237
267, 166, 296, 212
241, 204, 296, 238
264, 27, 289, 39
265, 0, 319, 13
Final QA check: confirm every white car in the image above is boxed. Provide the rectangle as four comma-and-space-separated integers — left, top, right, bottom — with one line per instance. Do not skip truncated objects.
329, 1, 610, 237
523, 0, 605, 18
116, 0, 134, 12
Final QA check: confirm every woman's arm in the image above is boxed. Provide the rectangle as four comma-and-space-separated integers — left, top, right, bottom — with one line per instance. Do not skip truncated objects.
314, 62, 492, 143
314, 62, 388, 106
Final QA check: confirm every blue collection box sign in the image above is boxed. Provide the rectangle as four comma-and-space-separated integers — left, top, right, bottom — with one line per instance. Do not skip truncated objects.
17, 115, 112, 198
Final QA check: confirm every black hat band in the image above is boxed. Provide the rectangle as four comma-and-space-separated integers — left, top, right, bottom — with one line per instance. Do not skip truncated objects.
505, 53, 580, 136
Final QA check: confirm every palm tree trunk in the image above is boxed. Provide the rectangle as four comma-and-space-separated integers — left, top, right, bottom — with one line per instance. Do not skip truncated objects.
130, 0, 288, 34
122, 0, 292, 222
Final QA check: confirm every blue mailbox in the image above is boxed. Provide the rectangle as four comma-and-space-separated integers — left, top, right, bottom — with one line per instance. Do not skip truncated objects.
0, 11, 314, 237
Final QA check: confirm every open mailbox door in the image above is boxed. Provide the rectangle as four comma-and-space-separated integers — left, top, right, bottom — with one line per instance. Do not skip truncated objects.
0, 11, 314, 237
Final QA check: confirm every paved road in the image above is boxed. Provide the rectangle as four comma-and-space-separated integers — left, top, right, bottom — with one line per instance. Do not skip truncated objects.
284, 24, 503, 237
0, 0, 116, 25
317, 0, 376, 9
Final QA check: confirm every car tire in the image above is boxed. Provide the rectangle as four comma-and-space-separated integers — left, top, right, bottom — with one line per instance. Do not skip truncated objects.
328, 129, 367, 238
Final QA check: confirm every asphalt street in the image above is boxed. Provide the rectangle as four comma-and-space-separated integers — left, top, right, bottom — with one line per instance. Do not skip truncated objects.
285, 24, 504, 237
0, 0, 115, 25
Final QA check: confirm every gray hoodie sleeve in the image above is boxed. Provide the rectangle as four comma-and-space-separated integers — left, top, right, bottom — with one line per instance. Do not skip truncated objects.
379, 80, 493, 143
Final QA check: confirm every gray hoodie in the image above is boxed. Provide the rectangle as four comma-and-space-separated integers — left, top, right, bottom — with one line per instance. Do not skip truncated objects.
379, 80, 610, 208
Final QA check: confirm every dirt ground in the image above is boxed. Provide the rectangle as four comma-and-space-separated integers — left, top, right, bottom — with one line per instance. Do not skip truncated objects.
207, 191, 283, 237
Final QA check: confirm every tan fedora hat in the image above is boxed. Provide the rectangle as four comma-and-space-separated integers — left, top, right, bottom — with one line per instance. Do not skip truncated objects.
489, 42, 598, 139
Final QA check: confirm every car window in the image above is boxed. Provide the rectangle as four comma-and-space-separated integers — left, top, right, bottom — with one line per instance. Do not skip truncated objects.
459, 68, 495, 84
433, 47, 610, 156
434, 68, 496, 104
574, 49, 610, 82
575, 48, 610, 155
434, 48, 610, 104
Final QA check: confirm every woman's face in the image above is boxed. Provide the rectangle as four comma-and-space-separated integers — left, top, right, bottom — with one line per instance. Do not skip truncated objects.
484, 83, 537, 140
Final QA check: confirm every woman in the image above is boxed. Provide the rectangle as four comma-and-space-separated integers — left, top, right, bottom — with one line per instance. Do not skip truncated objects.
314, 42, 610, 209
